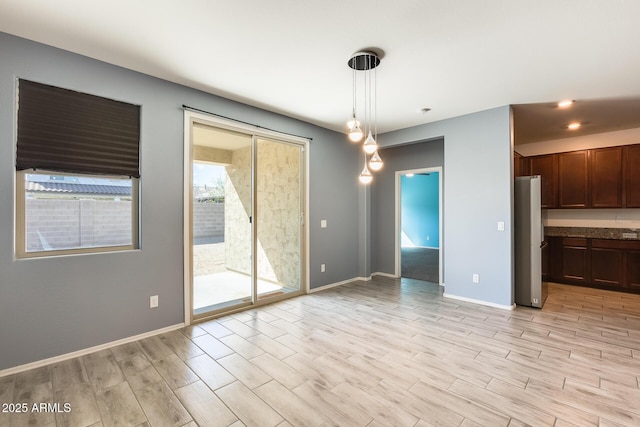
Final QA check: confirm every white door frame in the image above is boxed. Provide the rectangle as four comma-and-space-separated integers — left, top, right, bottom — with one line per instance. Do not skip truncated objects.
183, 110, 310, 326
395, 166, 443, 286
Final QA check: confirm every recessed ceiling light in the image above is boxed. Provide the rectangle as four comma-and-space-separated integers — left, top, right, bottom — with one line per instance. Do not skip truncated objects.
557, 99, 574, 108
567, 122, 581, 130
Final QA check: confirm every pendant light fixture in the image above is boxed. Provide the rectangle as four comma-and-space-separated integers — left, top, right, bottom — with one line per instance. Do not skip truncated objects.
348, 50, 383, 184
358, 158, 373, 184
369, 150, 383, 171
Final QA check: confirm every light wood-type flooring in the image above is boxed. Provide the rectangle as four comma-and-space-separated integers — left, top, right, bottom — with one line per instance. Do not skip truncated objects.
1, 277, 640, 426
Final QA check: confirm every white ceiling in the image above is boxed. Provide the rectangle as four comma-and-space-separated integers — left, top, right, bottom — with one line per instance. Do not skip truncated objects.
2, 0, 640, 137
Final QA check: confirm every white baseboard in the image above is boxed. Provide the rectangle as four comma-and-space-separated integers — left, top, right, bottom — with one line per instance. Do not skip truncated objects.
308, 277, 368, 293
308, 273, 404, 294
0, 323, 185, 378
372, 271, 398, 278
443, 293, 515, 310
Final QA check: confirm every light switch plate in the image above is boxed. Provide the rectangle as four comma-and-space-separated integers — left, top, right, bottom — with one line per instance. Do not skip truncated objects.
497, 221, 505, 231
321, 220, 327, 228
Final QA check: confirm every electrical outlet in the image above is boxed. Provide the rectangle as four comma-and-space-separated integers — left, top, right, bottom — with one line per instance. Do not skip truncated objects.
472, 274, 479, 283
321, 220, 327, 228
150, 295, 158, 308
321, 264, 326, 272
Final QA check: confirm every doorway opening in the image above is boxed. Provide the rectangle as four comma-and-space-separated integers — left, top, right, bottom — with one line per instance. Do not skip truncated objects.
396, 167, 443, 285
184, 111, 308, 323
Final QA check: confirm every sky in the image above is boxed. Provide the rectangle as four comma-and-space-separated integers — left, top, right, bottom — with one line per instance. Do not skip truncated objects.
193, 163, 225, 187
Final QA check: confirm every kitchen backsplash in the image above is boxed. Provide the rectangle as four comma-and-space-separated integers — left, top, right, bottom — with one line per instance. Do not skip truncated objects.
543, 209, 640, 228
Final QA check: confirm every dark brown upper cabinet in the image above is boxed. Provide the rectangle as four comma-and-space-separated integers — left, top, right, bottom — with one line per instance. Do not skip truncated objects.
590, 146, 623, 208
519, 153, 530, 176
624, 144, 640, 208
513, 152, 522, 178
514, 151, 530, 178
523, 143, 639, 209
529, 154, 557, 208
558, 151, 588, 208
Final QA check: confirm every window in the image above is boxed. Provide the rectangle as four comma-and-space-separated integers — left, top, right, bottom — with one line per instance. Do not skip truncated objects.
15, 79, 140, 257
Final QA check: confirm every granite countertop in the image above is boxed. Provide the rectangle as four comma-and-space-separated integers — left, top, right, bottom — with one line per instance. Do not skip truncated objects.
545, 226, 640, 240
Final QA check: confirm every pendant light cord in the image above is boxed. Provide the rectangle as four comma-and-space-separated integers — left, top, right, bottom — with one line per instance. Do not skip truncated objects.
374, 65, 377, 140
367, 56, 371, 137
352, 67, 357, 118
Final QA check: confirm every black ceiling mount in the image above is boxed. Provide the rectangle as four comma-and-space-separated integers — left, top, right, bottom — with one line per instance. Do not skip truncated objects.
348, 51, 381, 71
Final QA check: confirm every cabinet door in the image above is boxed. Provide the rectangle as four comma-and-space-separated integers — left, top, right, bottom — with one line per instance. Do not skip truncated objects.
529, 154, 557, 208
591, 240, 624, 287
520, 155, 530, 176
626, 250, 640, 290
590, 146, 623, 208
561, 238, 588, 283
541, 236, 560, 282
624, 144, 640, 208
541, 238, 550, 281
558, 151, 588, 208
514, 152, 521, 178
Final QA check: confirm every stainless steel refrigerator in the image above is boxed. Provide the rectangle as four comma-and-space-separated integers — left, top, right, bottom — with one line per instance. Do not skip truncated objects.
515, 175, 547, 308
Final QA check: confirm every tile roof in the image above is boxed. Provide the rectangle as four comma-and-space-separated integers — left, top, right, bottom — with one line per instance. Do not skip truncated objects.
26, 181, 131, 195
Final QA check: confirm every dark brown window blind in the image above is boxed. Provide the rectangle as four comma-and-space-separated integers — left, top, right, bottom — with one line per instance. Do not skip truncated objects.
16, 79, 140, 178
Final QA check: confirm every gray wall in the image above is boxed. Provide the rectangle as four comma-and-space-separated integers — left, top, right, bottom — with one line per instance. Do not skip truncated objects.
0, 32, 360, 371
380, 107, 513, 307
371, 139, 445, 274
311, 135, 362, 285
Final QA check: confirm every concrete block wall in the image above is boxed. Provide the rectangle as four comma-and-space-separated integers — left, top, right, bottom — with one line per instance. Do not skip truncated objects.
25, 199, 132, 251
193, 202, 224, 239
25, 199, 225, 251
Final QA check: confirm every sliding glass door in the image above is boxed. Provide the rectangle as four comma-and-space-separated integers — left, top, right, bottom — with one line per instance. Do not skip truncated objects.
255, 138, 303, 299
187, 116, 305, 321
192, 126, 253, 316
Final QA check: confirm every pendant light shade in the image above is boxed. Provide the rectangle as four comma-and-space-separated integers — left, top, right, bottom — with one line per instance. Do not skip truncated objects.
348, 121, 363, 142
359, 162, 373, 184
369, 150, 383, 171
363, 131, 377, 154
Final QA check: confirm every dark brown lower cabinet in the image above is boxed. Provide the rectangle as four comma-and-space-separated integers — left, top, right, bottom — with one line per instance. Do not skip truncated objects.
548, 237, 640, 293
561, 238, 588, 283
626, 250, 640, 291
591, 240, 624, 287
541, 239, 550, 281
